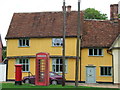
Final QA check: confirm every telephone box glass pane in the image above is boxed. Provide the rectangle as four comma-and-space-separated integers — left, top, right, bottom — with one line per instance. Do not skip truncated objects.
38, 59, 46, 82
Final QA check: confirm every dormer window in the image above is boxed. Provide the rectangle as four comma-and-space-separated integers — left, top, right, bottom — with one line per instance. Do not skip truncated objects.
19, 38, 30, 47
52, 38, 63, 47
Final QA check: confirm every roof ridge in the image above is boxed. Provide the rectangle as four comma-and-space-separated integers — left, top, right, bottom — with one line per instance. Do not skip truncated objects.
14, 11, 78, 14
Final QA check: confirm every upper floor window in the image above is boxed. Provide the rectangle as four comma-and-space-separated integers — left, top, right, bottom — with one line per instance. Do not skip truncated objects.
100, 66, 112, 76
16, 58, 30, 72
19, 38, 29, 47
89, 49, 103, 56
52, 38, 63, 47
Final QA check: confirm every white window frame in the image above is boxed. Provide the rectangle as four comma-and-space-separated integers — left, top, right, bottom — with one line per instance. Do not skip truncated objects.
88, 48, 103, 56
19, 38, 30, 47
52, 58, 68, 73
100, 66, 112, 76
16, 58, 30, 72
52, 38, 63, 47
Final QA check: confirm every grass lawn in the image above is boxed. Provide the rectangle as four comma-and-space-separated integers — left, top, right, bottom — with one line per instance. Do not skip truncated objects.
1, 83, 93, 88
1, 83, 119, 90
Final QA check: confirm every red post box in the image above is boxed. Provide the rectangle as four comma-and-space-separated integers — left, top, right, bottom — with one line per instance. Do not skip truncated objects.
15, 64, 22, 85
35, 52, 50, 86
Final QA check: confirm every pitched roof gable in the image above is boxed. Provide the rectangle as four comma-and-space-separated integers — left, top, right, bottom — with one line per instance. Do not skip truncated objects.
6, 11, 82, 39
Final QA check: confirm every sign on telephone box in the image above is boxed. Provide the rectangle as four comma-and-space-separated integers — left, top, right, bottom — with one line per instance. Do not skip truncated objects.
35, 52, 50, 86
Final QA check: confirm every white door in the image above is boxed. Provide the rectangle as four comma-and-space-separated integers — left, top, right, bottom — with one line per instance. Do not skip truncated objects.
86, 66, 96, 83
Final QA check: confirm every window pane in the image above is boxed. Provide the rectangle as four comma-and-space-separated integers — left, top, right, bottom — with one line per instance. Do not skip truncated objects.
19, 39, 22, 46
94, 49, 97, 55
65, 65, 67, 72
60, 65, 63, 72
99, 49, 102, 55
23, 39, 25, 46
26, 65, 29, 71
56, 65, 59, 72
52, 65, 55, 72
56, 59, 59, 64
23, 65, 25, 71
52, 59, 56, 65
23, 59, 25, 63
19, 59, 22, 64
89, 49, 93, 55
26, 59, 28, 63
60, 59, 62, 64
101, 67, 104, 75
108, 67, 112, 75
104, 67, 107, 75
26, 39, 29, 46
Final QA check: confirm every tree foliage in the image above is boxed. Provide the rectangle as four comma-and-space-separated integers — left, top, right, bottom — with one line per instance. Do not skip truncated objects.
2, 46, 6, 60
84, 8, 108, 20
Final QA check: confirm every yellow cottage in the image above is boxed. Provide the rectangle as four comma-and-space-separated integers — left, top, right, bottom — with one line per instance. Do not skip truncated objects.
5, 5, 120, 84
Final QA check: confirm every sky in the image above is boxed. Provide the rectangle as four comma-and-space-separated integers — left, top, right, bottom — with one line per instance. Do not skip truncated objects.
0, 0, 120, 46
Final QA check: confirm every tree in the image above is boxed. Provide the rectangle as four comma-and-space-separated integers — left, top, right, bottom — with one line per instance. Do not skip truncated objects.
84, 8, 108, 20
2, 46, 6, 60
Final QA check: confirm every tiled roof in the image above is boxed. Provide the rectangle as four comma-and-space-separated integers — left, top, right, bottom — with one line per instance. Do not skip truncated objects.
6, 11, 120, 48
6, 11, 81, 38
82, 20, 119, 47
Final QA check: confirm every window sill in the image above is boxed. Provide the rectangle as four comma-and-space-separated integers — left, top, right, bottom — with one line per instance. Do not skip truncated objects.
88, 55, 103, 57
22, 71, 30, 73
52, 46, 62, 47
55, 72, 68, 74
18, 46, 30, 48
100, 75, 112, 77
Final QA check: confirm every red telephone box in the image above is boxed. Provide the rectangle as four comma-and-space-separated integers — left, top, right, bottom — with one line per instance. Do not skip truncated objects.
35, 52, 50, 86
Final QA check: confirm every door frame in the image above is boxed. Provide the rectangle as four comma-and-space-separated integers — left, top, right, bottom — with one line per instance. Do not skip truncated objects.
85, 66, 96, 83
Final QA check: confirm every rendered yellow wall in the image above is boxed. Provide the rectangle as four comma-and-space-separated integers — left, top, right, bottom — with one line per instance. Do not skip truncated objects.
7, 38, 77, 80
7, 58, 77, 81
7, 58, 36, 79
81, 48, 112, 82
7, 38, 112, 82
7, 38, 76, 57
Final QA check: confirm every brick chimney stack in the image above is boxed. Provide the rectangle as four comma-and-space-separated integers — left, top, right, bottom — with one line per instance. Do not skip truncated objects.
67, 5, 71, 12
110, 4, 118, 21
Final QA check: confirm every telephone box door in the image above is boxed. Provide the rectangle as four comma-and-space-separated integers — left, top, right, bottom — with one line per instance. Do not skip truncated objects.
35, 52, 50, 86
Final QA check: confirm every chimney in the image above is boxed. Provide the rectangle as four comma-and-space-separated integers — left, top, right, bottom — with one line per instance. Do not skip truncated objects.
110, 4, 118, 21
67, 5, 71, 12
62, 6, 66, 11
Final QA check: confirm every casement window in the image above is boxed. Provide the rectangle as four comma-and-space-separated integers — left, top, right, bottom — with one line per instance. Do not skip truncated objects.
100, 67, 112, 76
89, 49, 103, 56
52, 38, 63, 47
19, 38, 30, 47
16, 58, 30, 72
52, 58, 67, 73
